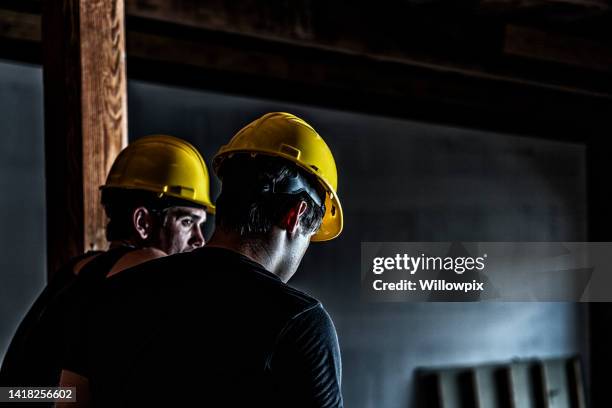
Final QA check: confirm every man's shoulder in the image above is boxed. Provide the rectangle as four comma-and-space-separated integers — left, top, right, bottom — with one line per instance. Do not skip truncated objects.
273, 279, 320, 310
101, 247, 321, 311
203, 248, 322, 316
252, 272, 321, 316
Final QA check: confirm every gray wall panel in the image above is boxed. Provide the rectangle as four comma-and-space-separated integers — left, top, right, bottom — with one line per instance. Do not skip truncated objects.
0, 60, 46, 364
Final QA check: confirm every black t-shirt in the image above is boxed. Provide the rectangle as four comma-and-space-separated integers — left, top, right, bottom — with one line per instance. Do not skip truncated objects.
65, 247, 343, 407
0, 248, 133, 393
0, 252, 98, 388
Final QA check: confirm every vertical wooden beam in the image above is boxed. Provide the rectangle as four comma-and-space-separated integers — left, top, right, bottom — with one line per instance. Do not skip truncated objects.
42, 0, 127, 276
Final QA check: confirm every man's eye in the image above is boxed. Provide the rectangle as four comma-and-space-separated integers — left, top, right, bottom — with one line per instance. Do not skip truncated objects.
181, 218, 194, 227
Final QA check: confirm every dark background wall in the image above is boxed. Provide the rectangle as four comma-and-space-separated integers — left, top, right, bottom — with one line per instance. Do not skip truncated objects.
0, 60, 46, 364
0, 60, 589, 407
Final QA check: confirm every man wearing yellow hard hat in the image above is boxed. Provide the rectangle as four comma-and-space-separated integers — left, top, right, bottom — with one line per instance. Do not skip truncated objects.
59, 113, 344, 407
0, 135, 215, 390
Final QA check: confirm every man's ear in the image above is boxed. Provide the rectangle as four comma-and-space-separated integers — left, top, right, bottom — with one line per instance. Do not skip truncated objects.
133, 207, 153, 240
283, 200, 308, 236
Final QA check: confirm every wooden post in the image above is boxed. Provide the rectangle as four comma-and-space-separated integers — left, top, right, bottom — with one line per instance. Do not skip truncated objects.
42, 0, 127, 276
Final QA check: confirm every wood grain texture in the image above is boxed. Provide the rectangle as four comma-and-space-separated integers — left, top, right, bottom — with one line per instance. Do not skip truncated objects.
505, 25, 612, 72
123, 0, 612, 79
80, 0, 128, 254
4, 2, 612, 99
125, 29, 610, 143
0, 9, 40, 41
42, 0, 127, 276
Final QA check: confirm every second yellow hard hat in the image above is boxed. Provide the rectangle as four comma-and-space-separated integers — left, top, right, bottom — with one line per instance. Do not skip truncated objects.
102, 135, 215, 213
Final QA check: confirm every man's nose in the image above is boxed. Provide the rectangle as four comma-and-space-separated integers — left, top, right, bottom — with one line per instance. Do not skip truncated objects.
190, 225, 205, 248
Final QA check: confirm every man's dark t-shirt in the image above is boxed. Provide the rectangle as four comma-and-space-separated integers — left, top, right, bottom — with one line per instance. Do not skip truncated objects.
65, 247, 343, 407
0, 252, 102, 388
0, 248, 135, 392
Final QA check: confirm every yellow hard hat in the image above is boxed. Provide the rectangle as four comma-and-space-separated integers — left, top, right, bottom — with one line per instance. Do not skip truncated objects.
102, 135, 215, 213
213, 112, 342, 241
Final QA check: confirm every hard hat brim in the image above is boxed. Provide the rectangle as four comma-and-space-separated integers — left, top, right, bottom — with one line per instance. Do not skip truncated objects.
311, 189, 343, 242
100, 184, 216, 215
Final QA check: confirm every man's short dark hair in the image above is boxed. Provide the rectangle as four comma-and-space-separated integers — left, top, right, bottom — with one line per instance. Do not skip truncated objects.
101, 188, 202, 241
215, 154, 325, 238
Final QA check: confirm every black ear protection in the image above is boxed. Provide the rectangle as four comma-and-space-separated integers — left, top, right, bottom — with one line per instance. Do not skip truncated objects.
262, 171, 326, 211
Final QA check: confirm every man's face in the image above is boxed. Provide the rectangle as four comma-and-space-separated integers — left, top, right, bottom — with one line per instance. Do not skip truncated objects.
155, 206, 207, 255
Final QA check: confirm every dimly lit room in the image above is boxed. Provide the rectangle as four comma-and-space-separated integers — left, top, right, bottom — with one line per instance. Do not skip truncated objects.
1, 1, 611, 407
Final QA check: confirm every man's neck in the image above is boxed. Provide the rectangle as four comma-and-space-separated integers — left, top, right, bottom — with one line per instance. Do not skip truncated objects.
206, 229, 283, 277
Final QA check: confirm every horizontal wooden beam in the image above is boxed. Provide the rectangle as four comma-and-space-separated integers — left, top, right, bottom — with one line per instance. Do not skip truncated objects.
481, 0, 611, 11
123, 0, 612, 74
505, 25, 612, 72
0, 9, 40, 42
125, 25, 611, 142
1, 3, 611, 144
3, 6, 611, 97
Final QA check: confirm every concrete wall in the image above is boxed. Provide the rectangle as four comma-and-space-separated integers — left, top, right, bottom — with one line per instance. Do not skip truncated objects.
0, 60, 46, 363
0, 60, 589, 407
